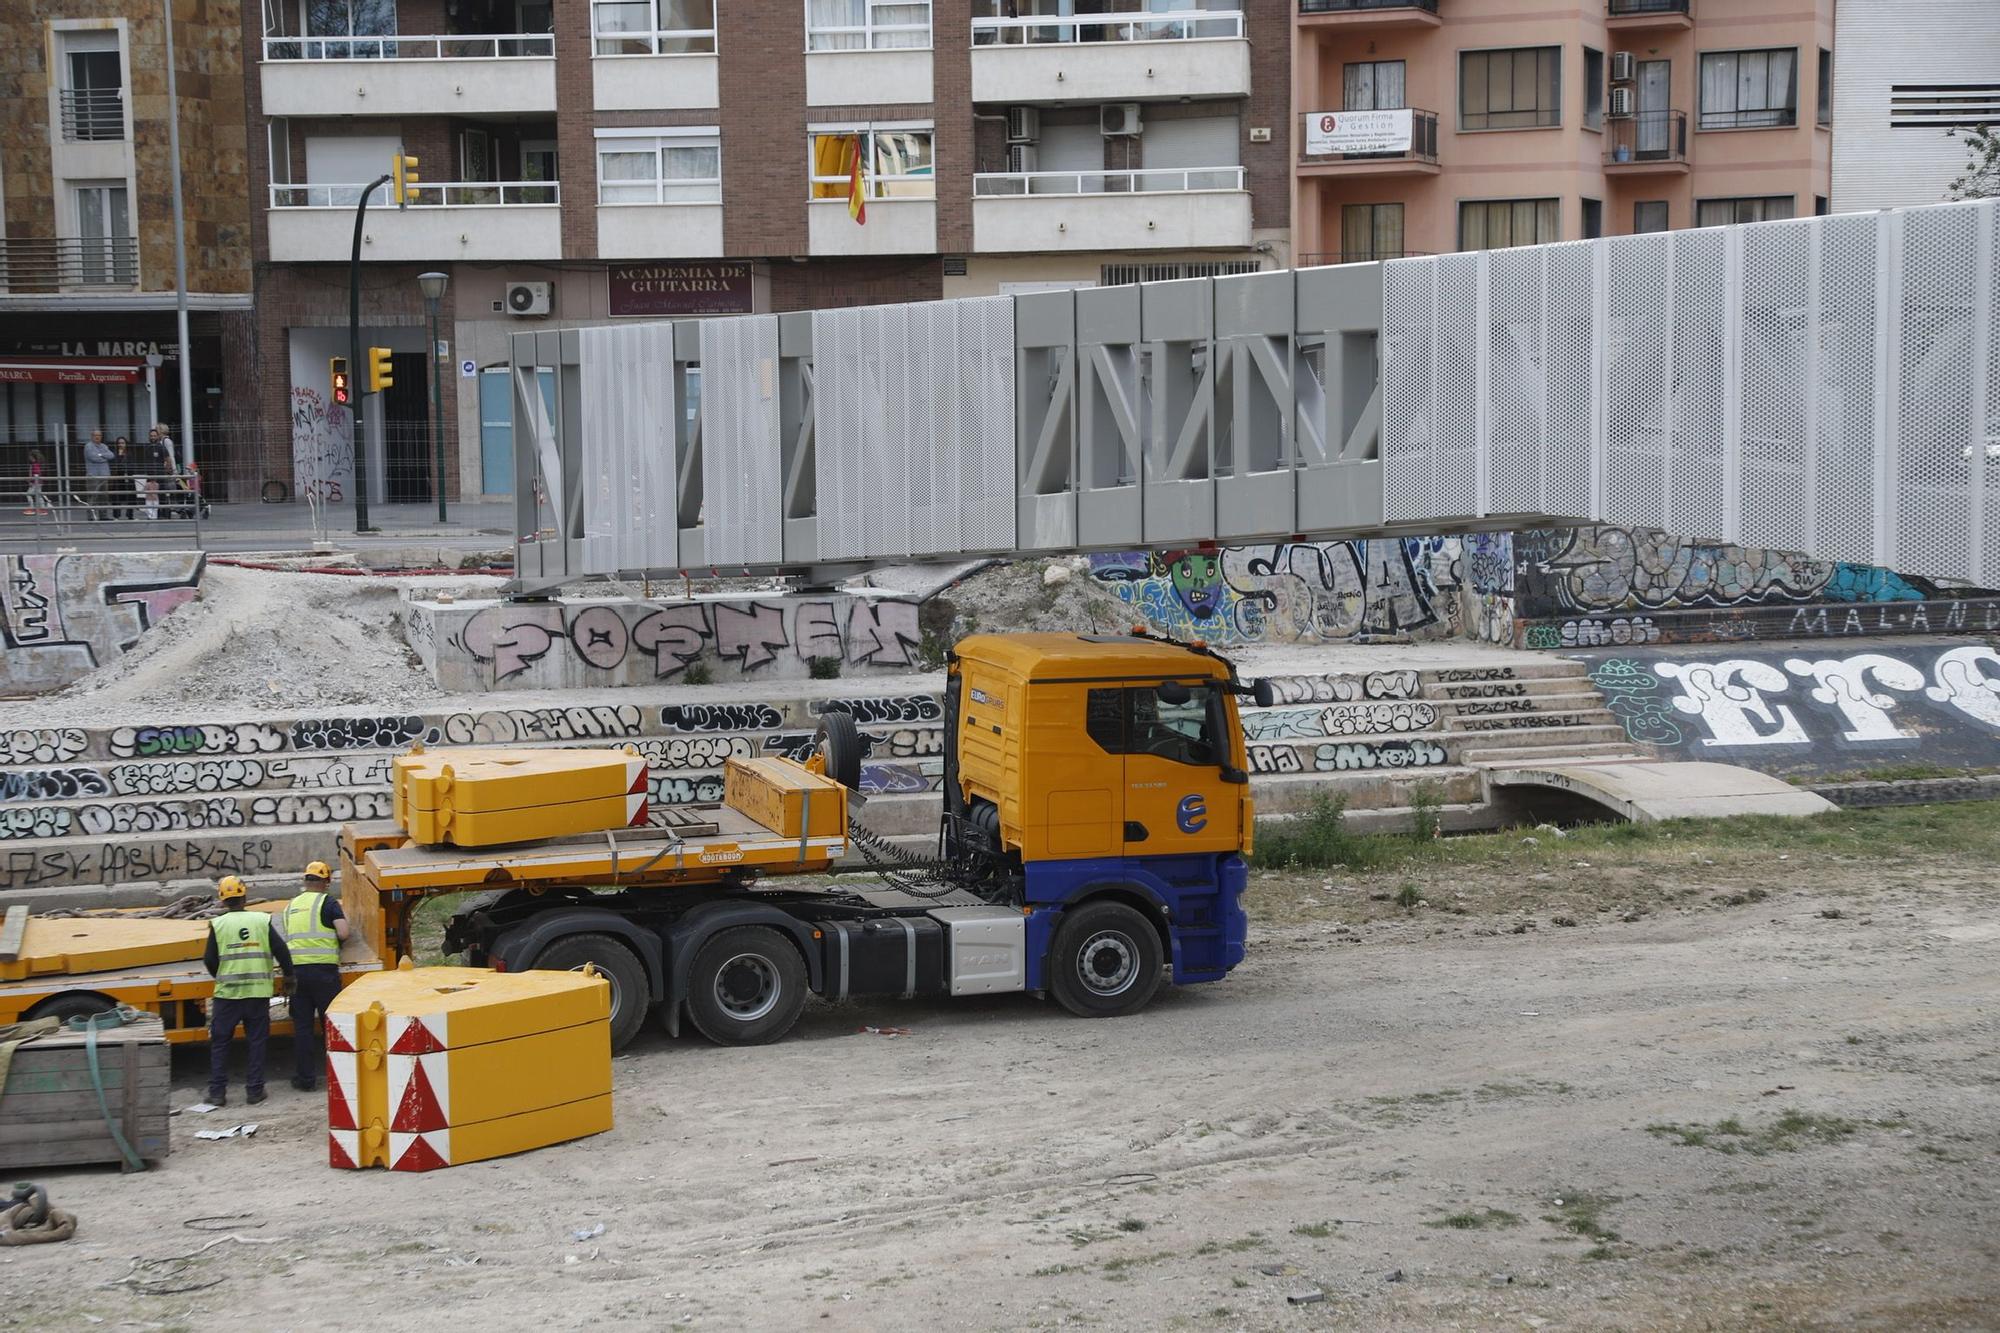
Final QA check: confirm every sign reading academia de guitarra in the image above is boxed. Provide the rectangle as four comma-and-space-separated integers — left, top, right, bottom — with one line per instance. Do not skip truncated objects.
609, 263, 754, 318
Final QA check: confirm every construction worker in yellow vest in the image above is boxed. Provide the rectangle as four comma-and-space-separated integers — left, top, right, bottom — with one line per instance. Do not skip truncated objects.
281, 860, 350, 1092
202, 875, 292, 1107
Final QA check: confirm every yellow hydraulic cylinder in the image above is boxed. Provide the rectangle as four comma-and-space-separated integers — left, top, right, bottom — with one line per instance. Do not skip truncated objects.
325, 965, 612, 1172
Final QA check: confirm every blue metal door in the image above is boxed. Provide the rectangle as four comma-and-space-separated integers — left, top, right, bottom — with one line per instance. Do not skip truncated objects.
478, 366, 554, 497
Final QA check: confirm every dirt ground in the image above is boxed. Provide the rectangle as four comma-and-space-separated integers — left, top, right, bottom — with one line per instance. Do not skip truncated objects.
5, 819, 1997, 1333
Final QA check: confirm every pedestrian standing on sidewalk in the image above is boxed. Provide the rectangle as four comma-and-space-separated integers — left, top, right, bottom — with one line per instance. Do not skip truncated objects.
22, 449, 49, 515
83, 430, 114, 519
111, 437, 136, 519
142, 427, 171, 520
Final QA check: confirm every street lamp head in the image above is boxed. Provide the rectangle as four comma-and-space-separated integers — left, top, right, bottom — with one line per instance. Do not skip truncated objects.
418, 271, 449, 304
145, 352, 164, 369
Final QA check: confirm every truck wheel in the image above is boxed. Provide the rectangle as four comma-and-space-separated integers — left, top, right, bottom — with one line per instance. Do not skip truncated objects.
24, 992, 116, 1024
529, 933, 649, 1051
685, 926, 808, 1046
814, 709, 862, 790
1049, 902, 1163, 1019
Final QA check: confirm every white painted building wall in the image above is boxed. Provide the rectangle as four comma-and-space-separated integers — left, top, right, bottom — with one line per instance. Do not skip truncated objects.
1831, 0, 2000, 213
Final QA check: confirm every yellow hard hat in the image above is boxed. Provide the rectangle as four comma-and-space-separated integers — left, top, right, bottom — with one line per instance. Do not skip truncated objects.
217, 874, 248, 901
304, 860, 332, 881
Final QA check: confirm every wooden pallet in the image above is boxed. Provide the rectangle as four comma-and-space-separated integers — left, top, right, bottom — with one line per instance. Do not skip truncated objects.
0, 1013, 169, 1171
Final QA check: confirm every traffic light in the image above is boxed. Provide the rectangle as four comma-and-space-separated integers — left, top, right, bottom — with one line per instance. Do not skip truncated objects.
391, 153, 420, 207
367, 346, 394, 393
329, 357, 351, 408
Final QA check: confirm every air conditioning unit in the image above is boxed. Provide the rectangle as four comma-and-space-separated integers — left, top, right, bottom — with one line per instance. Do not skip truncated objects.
1608, 87, 1636, 119
505, 281, 551, 317
1610, 51, 1635, 83
1006, 106, 1040, 143
1006, 143, 1038, 174
1100, 103, 1142, 137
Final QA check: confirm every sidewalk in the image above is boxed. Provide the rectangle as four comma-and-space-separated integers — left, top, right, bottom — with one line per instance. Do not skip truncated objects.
0, 497, 517, 558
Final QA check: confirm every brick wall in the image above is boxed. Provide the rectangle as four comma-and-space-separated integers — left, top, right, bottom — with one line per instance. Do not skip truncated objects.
718, 3, 810, 255
1243, 0, 1291, 235
554, 0, 598, 256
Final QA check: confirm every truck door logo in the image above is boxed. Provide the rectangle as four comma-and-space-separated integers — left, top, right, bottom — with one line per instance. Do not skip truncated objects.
1175, 794, 1207, 834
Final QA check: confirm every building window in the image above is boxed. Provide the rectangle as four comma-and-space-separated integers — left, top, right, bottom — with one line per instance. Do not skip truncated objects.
1584, 47, 1605, 131
60, 32, 125, 143
1814, 195, 1829, 216
1817, 48, 1831, 126
593, 0, 717, 55
1344, 60, 1406, 111
1101, 260, 1260, 285
300, 0, 397, 56
1581, 197, 1603, 240
597, 132, 721, 204
73, 183, 135, 285
1696, 195, 1795, 227
1459, 198, 1559, 250
1634, 199, 1669, 233
1341, 203, 1405, 262
1460, 47, 1560, 131
809, 128, 934, 198
806, 0, 931, 51
1699, 49, 1798, 129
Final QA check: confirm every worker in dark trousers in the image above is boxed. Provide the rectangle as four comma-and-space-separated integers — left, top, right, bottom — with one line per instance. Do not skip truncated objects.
281, 860, 350, 1092
202, 875, 291, 1107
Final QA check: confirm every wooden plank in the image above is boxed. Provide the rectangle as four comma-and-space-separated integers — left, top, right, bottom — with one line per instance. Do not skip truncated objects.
0, 1115, 170, 1145
0, 1132, 170, 1168
1, 1097, 171, 1127
0, 905, 26, 963
14, 1015, 167, 1050
2, 1066, 171, 1097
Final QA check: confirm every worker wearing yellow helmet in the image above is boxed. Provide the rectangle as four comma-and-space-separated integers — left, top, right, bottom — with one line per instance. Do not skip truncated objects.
202, 875, 293, 1107
280, 860, 351, 1092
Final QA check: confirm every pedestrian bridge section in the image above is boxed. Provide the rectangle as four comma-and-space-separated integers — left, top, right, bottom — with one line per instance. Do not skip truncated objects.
510, 199, 1998, 593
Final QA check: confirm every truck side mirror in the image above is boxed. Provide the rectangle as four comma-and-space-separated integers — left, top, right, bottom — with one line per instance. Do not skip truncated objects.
1250, 679, 1276, 709
1157, 681, 1192, 706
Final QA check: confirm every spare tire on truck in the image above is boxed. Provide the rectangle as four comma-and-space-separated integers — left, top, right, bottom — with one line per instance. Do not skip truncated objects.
813, 708, 862, 790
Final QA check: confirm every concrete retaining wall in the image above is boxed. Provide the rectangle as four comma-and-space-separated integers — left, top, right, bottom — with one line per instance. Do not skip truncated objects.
407, 592, 926, 691
0, 552, 205, 694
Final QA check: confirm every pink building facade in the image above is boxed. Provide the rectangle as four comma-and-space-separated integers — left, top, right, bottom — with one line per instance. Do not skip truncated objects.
1292, 0, 1836, 263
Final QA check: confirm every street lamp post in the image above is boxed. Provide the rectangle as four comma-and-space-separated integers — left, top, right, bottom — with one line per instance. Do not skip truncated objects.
418, 271, 448, 523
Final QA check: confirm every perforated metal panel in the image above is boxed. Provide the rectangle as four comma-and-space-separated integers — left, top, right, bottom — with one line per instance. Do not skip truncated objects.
1380, 198, 2000, 585
700, 315, 783, 567
578, 323, 678, 573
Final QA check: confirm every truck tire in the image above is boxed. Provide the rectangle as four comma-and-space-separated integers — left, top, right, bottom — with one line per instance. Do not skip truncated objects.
528, 933, 649, 1051
814, 709, 862, 790
23, 992, 116, 1024
684, 926, 808, 1046
1048, 902, 1164, 1019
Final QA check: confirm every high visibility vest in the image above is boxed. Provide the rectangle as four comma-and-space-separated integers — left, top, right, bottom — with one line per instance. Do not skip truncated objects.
284, 891, 341, 967
211, 911, 276, 1000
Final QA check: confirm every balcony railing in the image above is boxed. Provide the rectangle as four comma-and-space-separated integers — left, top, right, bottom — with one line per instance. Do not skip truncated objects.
1699, 105, 1798, 131
1298, 0, 1438, 14
261, 33, 554, 60
1299, 109, 1439, 165
0, 237, 138, 290
972, 10, 1243, 45
1608, 0, 1690, 15
974, 166, 1246, 195
1605, 110, 1688, 165
270, 181, 560, 208
59, 88, 125, 142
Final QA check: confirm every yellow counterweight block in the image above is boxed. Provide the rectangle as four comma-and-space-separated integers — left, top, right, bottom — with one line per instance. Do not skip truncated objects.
392, 747, 650, 846
326, 965, 612, 1171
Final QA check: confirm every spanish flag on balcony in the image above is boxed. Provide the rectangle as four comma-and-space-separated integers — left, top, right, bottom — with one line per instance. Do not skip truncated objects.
846, 134, 867, 225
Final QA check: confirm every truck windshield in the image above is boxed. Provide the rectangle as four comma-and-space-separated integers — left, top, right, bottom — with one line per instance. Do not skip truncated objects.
1089, 684, 1217, 767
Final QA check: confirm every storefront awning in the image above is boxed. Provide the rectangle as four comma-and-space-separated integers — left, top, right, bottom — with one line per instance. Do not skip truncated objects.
0, 358, 148, 385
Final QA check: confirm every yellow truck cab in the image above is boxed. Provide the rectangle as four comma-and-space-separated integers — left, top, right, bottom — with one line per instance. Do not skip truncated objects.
943, 631, 1268, 1014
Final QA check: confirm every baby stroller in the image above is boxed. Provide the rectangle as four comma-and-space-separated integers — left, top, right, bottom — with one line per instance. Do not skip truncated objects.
163, 468, 211, 520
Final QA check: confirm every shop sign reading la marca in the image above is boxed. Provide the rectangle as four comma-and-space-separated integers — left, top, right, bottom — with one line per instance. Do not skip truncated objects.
1306, 108, 1413, 156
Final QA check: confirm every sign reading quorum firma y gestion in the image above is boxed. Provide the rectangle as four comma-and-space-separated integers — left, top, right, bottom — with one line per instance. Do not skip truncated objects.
608, 263, 754, 318
1306, 108, 1413, 156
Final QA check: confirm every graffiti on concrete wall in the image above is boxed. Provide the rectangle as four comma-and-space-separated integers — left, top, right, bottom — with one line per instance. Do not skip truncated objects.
1088, 538, 1471, 645
290, 386, 351, 504
1, 553, 204, 694
1581, 643, 2000, 777
440, 596, 922, 688
1249, 737, 1449, 774
0, 838, 279, 892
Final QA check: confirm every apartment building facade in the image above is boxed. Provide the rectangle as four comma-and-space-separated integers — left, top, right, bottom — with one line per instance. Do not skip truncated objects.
0, 2, 252, 474
1292, 0, 1835, 265
245, 0, 1288, 506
